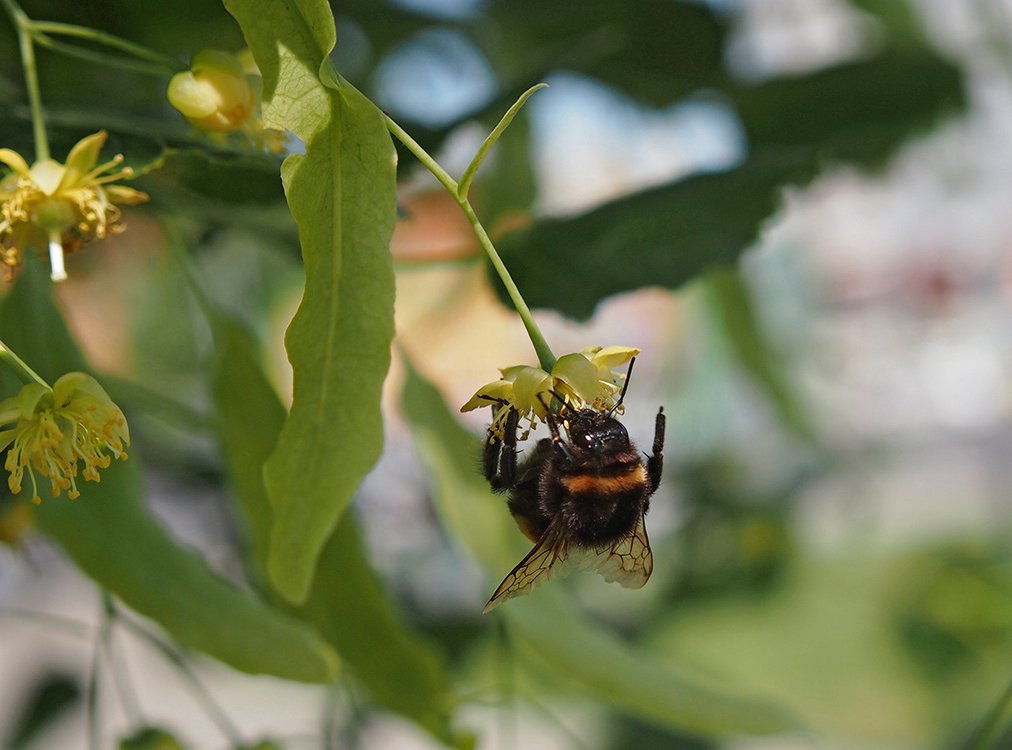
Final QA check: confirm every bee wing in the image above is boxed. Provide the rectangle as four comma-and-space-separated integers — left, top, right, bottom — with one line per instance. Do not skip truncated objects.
577, 515, 653, 589
482, 520, 569, 614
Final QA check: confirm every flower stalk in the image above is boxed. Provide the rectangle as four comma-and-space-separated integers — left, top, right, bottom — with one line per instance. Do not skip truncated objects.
0, 337, 48, 387
2, 0, 49, 161
382, 89, 557, 372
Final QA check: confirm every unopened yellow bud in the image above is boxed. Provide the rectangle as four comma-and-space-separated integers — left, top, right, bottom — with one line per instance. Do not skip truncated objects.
168, 49, 255, 133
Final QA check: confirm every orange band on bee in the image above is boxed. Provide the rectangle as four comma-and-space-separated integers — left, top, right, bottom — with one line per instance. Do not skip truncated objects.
561, 465, 646, 495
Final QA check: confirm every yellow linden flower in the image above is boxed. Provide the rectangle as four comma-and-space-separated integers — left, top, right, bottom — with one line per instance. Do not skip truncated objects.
168, 49, 287, 154
167, 50, 256, 133
0, 131, 149, 281
0, 372, 129, 503
461, 345, 639, 439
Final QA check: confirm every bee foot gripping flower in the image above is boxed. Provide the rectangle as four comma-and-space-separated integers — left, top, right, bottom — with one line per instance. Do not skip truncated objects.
0, 131, 149, 281
0, 373, 129, 503
461, 346, 639, 440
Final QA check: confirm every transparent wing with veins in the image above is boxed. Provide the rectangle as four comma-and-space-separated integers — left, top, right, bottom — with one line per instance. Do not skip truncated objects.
482, 515, 653, 613
482, 520, 569, 613
577, 515, 653, 588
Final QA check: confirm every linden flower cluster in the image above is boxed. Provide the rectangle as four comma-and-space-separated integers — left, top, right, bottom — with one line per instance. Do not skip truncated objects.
0, 131, 148, 281
461, 346, 639, 439
0, 372, 130, 504
167, 49, 286, 154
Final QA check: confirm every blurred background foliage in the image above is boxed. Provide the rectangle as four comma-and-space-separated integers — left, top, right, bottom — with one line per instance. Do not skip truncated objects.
0, 0, 1010, 748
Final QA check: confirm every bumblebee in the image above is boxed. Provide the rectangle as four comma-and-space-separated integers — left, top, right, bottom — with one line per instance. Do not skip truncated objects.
481, 367, 665, 613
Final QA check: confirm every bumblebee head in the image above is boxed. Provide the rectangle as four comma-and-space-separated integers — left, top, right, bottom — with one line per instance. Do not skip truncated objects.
566, 410, 630, 455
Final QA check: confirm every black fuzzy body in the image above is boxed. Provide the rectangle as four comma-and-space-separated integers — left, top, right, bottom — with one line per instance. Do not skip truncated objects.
485, 407, 664, 549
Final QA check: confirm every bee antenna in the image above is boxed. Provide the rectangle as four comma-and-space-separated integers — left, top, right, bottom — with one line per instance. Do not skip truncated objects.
610, 356, 636, 414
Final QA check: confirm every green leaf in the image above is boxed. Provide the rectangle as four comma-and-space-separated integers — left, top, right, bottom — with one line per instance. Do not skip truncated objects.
210, 319, 283, 579
478, 0, 726, 106
297, 514, 462, 744
705, 268, 817, 443
648, 545, 1012, 745
731, 47, 965, 169
208, 314, 458, 740
225, 0, 398, 602
497, 152, 817, 320
494, 44, 963, 321
401, 361, 797, 737
0, 259, 338, 683
153, 148, 285, 206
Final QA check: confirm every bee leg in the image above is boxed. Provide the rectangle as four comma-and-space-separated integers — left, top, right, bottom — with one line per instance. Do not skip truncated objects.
484, 406, 520, 491
542, 403, 573, 462
647, 406, 665, 493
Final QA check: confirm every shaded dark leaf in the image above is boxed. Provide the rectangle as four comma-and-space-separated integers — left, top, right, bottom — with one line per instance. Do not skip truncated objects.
496, 152, 817, 319
478, 0, 726, 106
706, 268, 817, 443
732, 47, 965, 169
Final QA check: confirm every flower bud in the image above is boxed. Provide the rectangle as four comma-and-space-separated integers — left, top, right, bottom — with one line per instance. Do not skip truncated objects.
168, 50, 255, 133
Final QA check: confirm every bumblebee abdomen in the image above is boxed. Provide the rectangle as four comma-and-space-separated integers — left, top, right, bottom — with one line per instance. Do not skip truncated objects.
557, 463, 647, 547
559, 463, 647, 496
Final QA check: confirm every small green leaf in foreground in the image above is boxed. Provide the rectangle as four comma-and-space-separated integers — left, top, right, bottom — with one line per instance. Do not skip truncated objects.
210, 314, 458, 741
226, 0, 398, 603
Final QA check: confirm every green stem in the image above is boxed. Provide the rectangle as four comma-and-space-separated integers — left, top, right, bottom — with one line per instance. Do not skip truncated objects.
86, 602, 105, 750
116, 610, 244, 746
2, 0, 49, 160
101, 593, 143, 725
0, 338, 50, 387
30, 21, 184, 73
30, 32, 178, 77
164, 225, 217, 325
384, 114, 557, 371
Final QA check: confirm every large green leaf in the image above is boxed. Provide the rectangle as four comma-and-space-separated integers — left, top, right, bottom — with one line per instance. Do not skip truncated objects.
225, 0, 398, 603
210, 319, 282, 579
647, 545, 1012, 746
209, 314, 458, 741
0, 260, 338, 682
494, 43, 964, 320
296, 514, 463, 745
478, 0, 726, 106
401, 362, 797, 737
731, 46, 965, 169
705, 269, 817, 444
496, 152, 817, 320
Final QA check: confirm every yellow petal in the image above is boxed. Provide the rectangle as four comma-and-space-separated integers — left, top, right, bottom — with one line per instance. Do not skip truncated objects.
13, 383, 50, 420
28, 159, 66, 196
190, 49, 246, 78
52, 371, 94, 404
499, 365, 529, 381
0, 396, 21, 425
167, 71, 220, 118
589, 345, 640, 370
551, 353, 600, 404
0, 148, 30, 176
511, 366, 552, 413
460, 379, 513, 412
61, 131, 108, 189
106, 185, 149, 205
